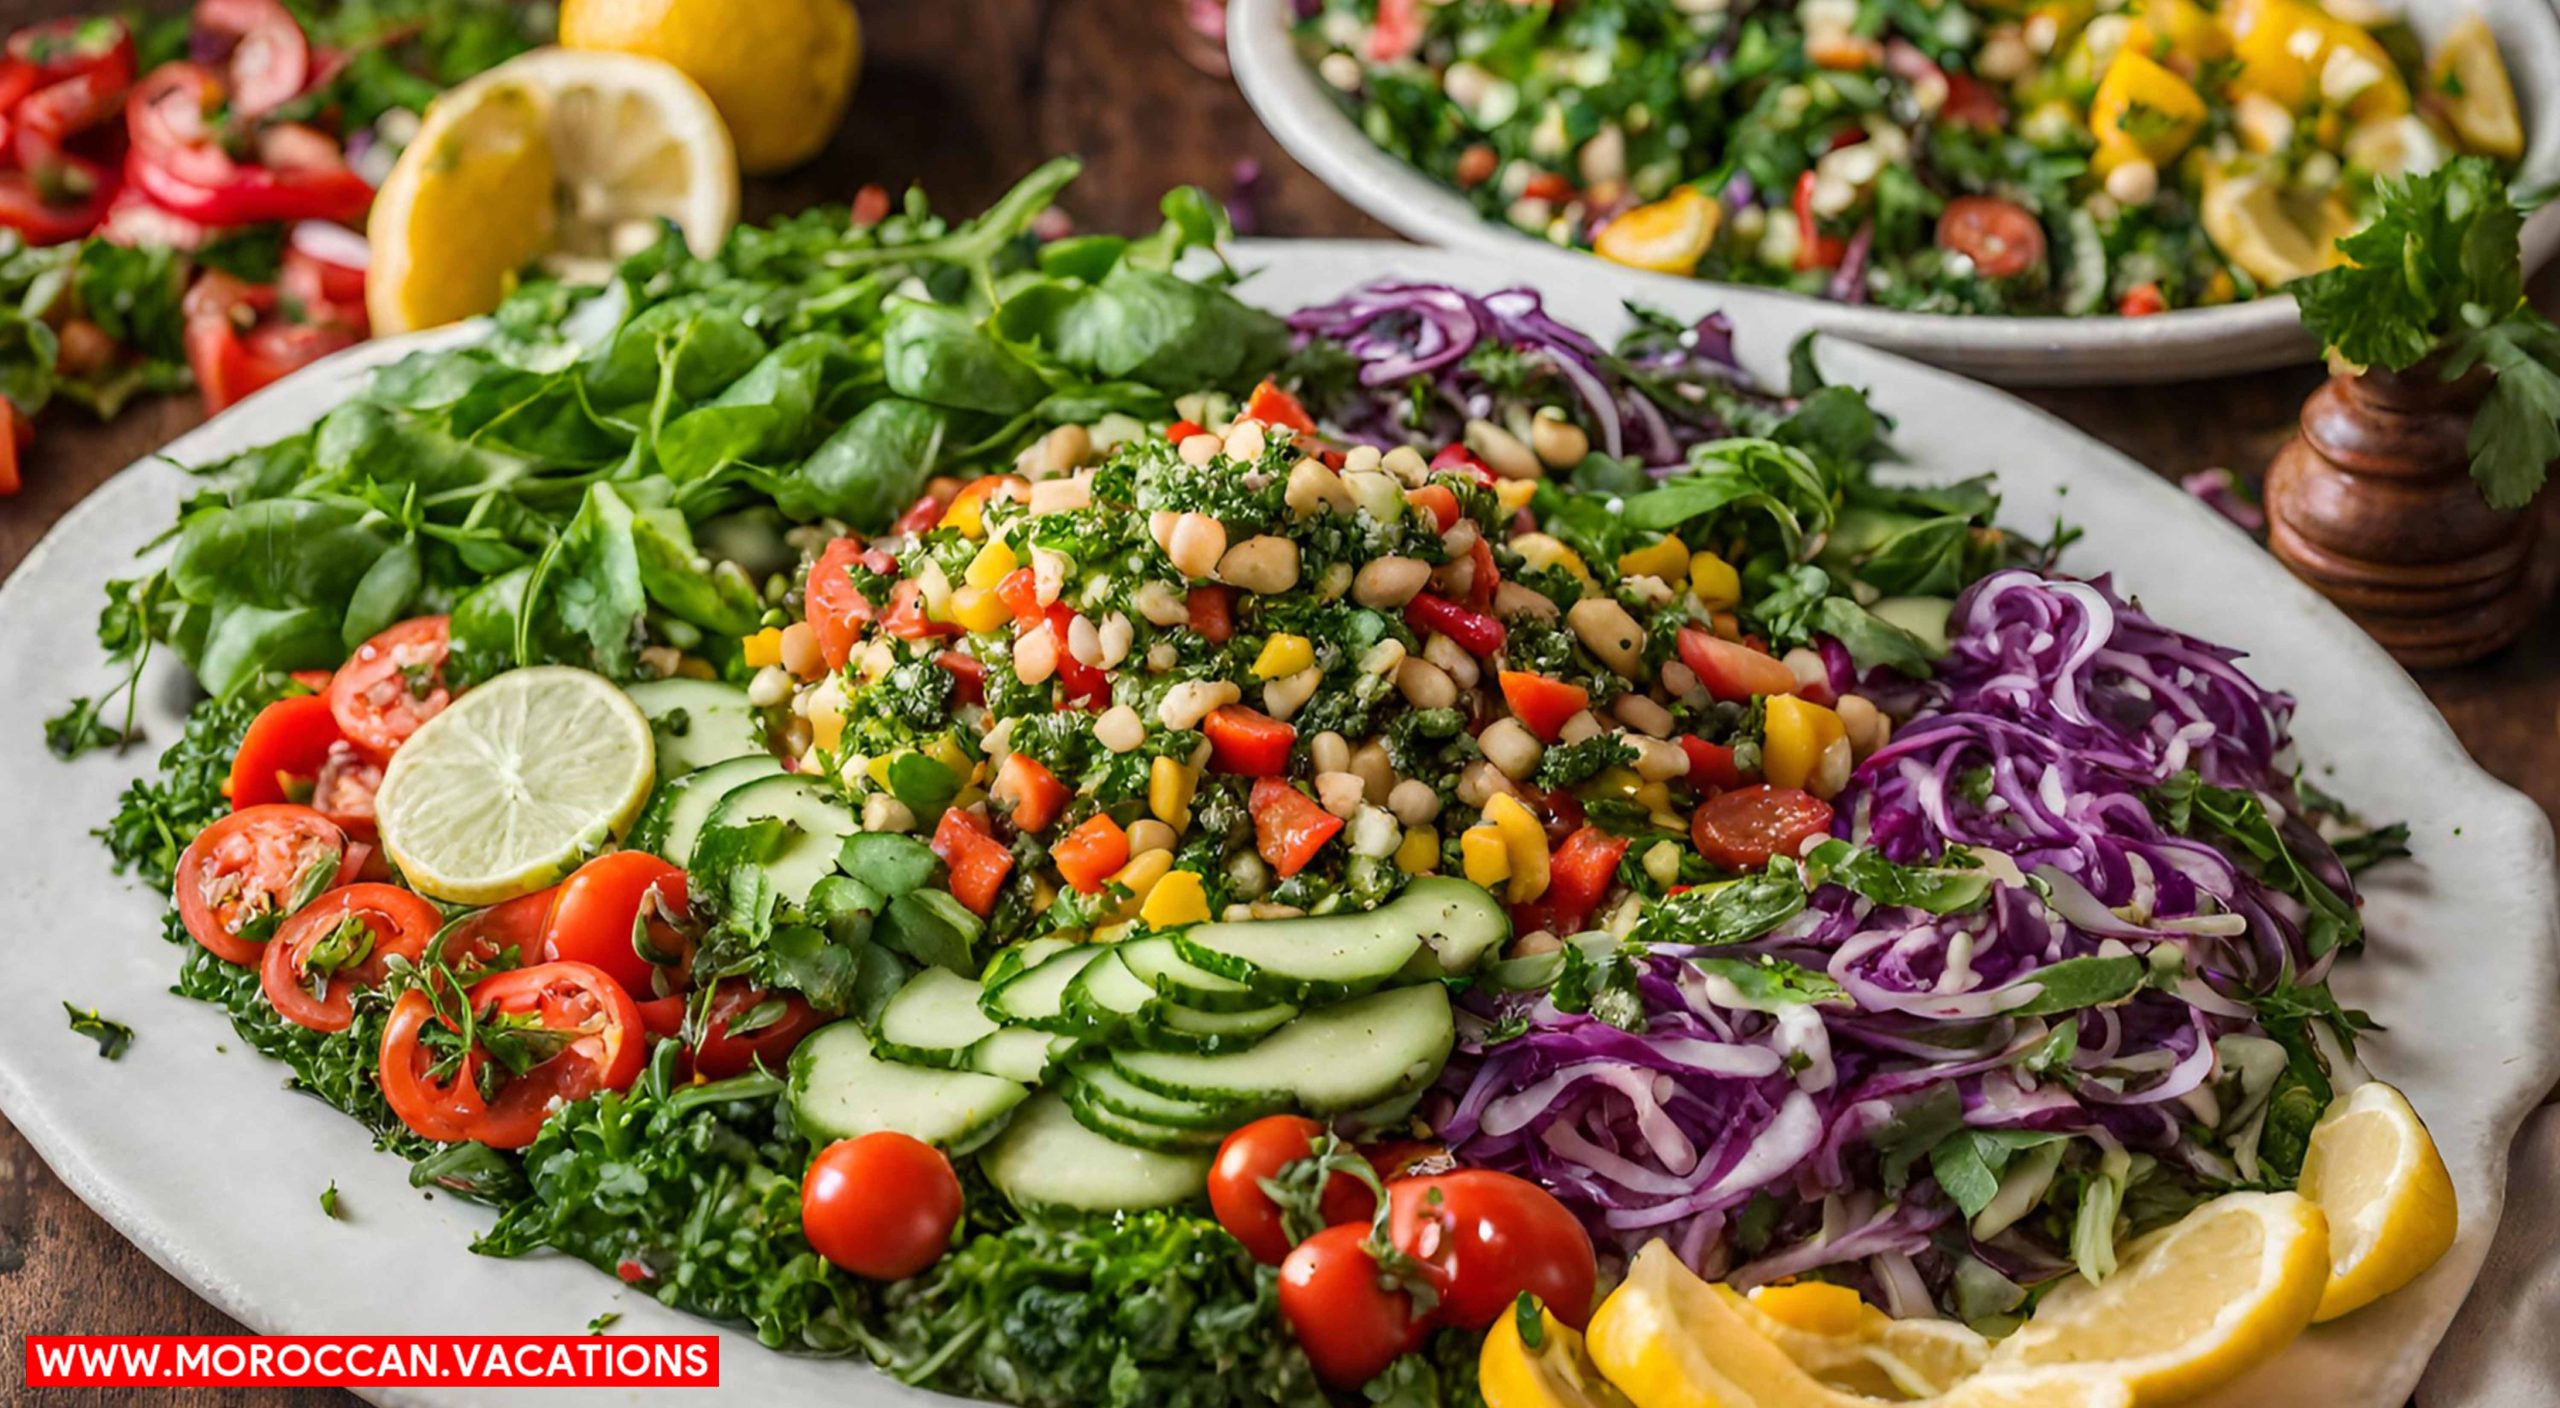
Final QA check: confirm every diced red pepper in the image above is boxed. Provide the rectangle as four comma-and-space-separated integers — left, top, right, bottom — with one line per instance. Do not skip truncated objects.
994, 566, 1045, 626
1052, 813, 1130, 894
2118, 283, 2167, 317
1251, 777, 1343, 879
1678, 734, 1748, 789
1676, 626, 1798, 703
991, 752, 1073, 834
1166, 418, 1206, 444
807, 537, 879, 671
1793, 171, 1847, 272
1406, 592, 1506, 658
1187, 585, 1233, 645
1044, 603, 1112, 707
1463, 535, 1499, 612
1241, 380, 1318, 436
931, 806, 1015, 916
1497, 671, 1589, 744
883, 579, 959, 640
1429, 443, 1496, 485
936, 649, 985, 705
1406, 482, 1461, 533
893, 493, 946, 535
1204, 704, 1296, 777
1541, 826, 1630, 934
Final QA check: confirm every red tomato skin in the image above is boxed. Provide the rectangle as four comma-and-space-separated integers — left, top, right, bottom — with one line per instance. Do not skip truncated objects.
379, 961, 646, 1148
311, 740, 382, 842
259, 882, 441, 1032
931, 805, 1014, 916
437, 887, 557, 969
175, 804, 346, 965
1241, 379, 1319, 435
688, 984, 827, 1078
1278, 1224, 1434, 1388
2119, 282, 2168, 317
1937, 196, 2047, 279
801, 1133, 964, 1280
1678, 734, 1748, 789
227, 691, 346, 808
327, 616, 452, 760
1203, 704, 1295, 777
991, 752, 1072, 833
1250, 777, 1345, 880
1542, 827, 1629, 934
1676, 627, 1799, 703
1691, 785, 1836, 870
543, 851, 691, 997
1209, 1115, 1379, 1266
1386, 1171, 1599, 1332
806, 537, 878, 671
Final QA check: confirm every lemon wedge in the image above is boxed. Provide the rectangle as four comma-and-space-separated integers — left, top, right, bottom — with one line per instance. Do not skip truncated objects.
367, 48, 739, 334
562, 0, 860, 175
1981, 1191, 2329, 1405
1595, 188, 1721, 277
2300, 1080, 2460, 1322
2199, 163, 2355, 289
1732, 1282, 1993, 1398
1482, 1303, 1635, 1408
374, 666, 656, 904
2429, 14, 2524, 160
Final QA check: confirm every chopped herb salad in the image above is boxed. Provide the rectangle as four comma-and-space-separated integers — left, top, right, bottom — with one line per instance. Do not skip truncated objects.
1295, 0, 2526, 315
64, 162, 2414, 1405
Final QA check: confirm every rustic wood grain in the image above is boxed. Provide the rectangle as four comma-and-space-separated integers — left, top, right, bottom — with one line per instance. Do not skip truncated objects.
0, 0, 2550, 1401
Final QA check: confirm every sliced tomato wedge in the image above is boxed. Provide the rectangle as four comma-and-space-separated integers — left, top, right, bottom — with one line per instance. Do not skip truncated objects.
227, 691, 345, 808
806, 537, 880, 670
686, 982, 827, 1078
174, 804, 345, 965
1251, 777, 1343, 879
1497, 671, 1589, 744
1676, 627, 1800, 703
259, 882, 441, 1032
435, 886, 557, 971
193, 0, 311, 118
327, 616, 453, 760
311, 740, 383, 842
1691, 785, 1835, 871
378, 961, 646, 1148
930, 805, 1015, 916
1937, 196, 2047, 279
0, 160, 114, 244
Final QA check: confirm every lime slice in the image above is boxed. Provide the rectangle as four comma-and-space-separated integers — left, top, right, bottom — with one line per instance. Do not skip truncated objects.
374, 666, 657, 904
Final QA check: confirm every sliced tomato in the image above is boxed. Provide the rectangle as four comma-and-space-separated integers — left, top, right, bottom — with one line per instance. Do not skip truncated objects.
193, 0, 310, 118
930, 805, 1014, 916
1204, 704, 1295, 778
0, 162, 113, 244
991, 752, 1073, 834
174, 804, 345, 965
1186, 585, 1233, 645
6, 18, 133, 85
542, 851, 692, 998
15, 69, 130, 173
227, 691, 344, 808
1164, 418, 1205, 444
1241, 379, 1319, 436
687, 982, 827, 1078
435, 887, 557, 970
311, 740, 382, 842
1051, 812, 1130, 894
327, 615, 452, 760
1678, 733, 1748, 790
1496, 671, 1588, 744
1939, 72, 2008, 130
806, 537, 879, 670
1937, 196, 2047, 279
1251, 777, 1343, 880
1045, 602, 1112, 706
882, 578, 958, 641
936, 648, 986, 705
1691, 785, 1836, 870
1676, 627, 1799, 703
124, 62, 232, 188
378, 961, 645, 1148
2118, 282, 2168, 317
128, 144, 371, 227
891, 492, 947, 535
993, 566, 1044, 626
259, 882, 440, 1032
182, 269, 352, 413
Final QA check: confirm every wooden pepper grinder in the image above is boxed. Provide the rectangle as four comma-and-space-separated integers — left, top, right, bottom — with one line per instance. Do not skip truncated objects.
2264, 361, 2540, 669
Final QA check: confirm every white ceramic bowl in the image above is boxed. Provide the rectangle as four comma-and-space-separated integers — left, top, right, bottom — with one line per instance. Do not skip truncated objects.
1230, 0, 2560, 386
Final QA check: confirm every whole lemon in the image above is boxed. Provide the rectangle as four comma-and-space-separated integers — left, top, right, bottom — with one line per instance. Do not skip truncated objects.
561, 0, 860, 174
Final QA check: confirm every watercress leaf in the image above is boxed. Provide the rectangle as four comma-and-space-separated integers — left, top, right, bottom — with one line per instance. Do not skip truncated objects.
773, 397, 947, 528
838, 832, 941, 898
655, 333, 851, 481
170, 498, 396, 614
1628, 870, 1807, 946
63, 1002, 133, 1059
196, 603, 344, 697
341, 538, 423, 648
550, 483, 651, 678
1802, 839, 1991, 914
629, 501, 762, 634
1689, 953, 1850, 1009
878, 889, 981, 974
881, 299, 1047, 416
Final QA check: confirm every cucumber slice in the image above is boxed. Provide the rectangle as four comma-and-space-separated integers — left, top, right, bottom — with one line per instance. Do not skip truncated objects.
1064, 949, 1161, 1032
1174, 877, 1508, 1002
630, 754, 784, 862
982, 944, 1105, 1032
967, 1026, 1075, 1083
1116, 934, 1263, 1012
787, 1021, 1026, 1153
704, 774, 857, 908
980, 1092, 1210, 1211
873, 968, 1000, 1069
625, 678, 767, 778
980, 937, 1074, 992
1067, 1059, 1237, 1131
1132, 998, 1301, 1054
1063, 1083, 1230, 1154
1110, 984, 1454, 1114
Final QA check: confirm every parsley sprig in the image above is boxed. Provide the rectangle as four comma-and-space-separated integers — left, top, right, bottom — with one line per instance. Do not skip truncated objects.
2292, 157, 2559, 510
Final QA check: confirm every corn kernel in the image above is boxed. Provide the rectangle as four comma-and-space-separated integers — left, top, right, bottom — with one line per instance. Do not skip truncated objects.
1689, 551, 1742, 610
1461, 825, 1513, 889
965, 539, 1018, 592
1762, 694, 1848, 791
1254, 632, 1316, 680
1617, 537, 1690, 583
1482, 792, 1552, 902
950, 584, 1012, 634
1150, 757, 1198, 831
1140, 869, 1212, 927
1395, 825, 1440, 875
741, 627, 785, 668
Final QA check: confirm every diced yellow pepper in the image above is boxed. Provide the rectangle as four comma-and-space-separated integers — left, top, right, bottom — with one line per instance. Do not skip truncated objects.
964, 539, 1018, 592
1593, 187, 1721, 277
809, 699, 846, 753
2431, 14, 2524, 159
1139, 869, 1211, 928
2222, 0, 2327, 110
1481, 792, 1551, 903
1254, 633, 1316, 680
1509, 532, 1591, 582
1590, 766, 1646, 800
741, 628, 785, 668
1492, 480, 1537, 515
1396, 826, 1440, 875
1689, 551, 1742, 610
1748, 1282, 1874, 1337
1109, 850, 1175, 919
1762, 694, 1847, 791
1461, 825, 1513, 890
2089, 50, 2208, 173
2324, 22, 2409, 121
1150, 757, 1198, 832
950, 584, 1012, 634
2124, 0, 2229, 65
866, 753, 898, 789
1616, 537, 1691, 584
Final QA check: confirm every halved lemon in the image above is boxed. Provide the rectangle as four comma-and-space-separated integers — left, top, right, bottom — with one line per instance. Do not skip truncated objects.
1481, 1303, 1634, 1408
374, 666, 656, 904
561, 0, 861, 175
366, 47, 739, 335
2428, 14, 2524, 160
1733, 1282, 1993, 1398
2300, 1080, 2460, 1322
2199, 162, 2356, 289
1982, 1191, 2330, 1405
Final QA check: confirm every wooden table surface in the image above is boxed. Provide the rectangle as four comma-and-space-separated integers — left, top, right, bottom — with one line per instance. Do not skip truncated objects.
1, 0, 2553, 1402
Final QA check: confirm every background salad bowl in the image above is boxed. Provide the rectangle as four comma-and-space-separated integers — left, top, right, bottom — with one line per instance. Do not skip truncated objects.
1226, 0, 2560, 387
0, 242, 2551, 1407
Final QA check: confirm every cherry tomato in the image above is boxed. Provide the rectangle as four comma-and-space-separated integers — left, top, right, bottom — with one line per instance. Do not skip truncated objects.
124, 63, 232, 188
378, 961, 645, 1148
1209, 1115, 1379, 1265
1676, 626, 1799, 703
1936, 196, 2047, 279
688, 983, 826, 1078
1278, 1223, 1434, 1388
193, 0, 310, 118
2118, 282, 2168, 317
805, 537, 879, 671
310, 741, 382, 842
259, 882, 441, 1032
0, 163, 114, 244
1387, 1170, 1598, 1331
801, 1132, 964, 1280
181, 269, 358, 412
174, 804, 345, 965
434, 886, 557, 970
326, 616, 453, 760
1690, 785, 1836, 871
542, 851, 692, 997
226, 691, 345, 808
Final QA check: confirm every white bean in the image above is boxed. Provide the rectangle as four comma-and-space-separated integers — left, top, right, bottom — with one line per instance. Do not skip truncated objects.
1310, 731, 1352, 776
1397, 656, 1459, 709
1567, 596, 1646, 678
1166, 513, 1228, 579
1388, 778, 1441, 826
1315, 771, 1366, 819
1263, 665, 1322, 722
1014, 624, 1059, 685
1158, 679, 1241, 731
1094, 704, 1146, 753
1218, 535, 1302, 595
1612, 692, 1675, 737
1465, 418, 1542, 480
1353, 556, 1432, 608
1479, 718, 1545, 781
1423, 631, 1481, 689
747, 665, 793, 707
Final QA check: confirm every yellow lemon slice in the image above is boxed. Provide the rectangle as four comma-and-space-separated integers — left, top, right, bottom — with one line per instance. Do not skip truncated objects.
1481, 1302, 1634, 1408
562, 0, 860, 174
1732, 1282, 1993, 1398
367, 47, 739, 334
1595, 188, 1721, 277
2199, 162, 2355, 289
1982, 1191, 2330, 1406
374, 666, 656, 904
2429, 14, 2524, 160
2300, 1080, 2460, 1322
